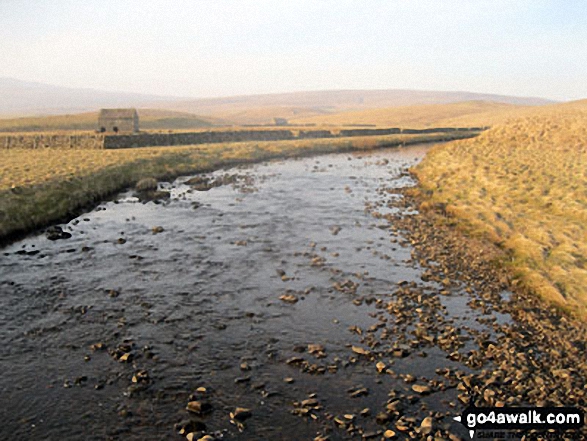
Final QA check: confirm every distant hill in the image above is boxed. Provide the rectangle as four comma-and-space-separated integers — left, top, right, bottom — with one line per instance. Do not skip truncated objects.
159, 90, 556, 125
0, 77, 556, 125
288, 101, 523, 128
0, 78, 181, 116
0, 109, 218, 133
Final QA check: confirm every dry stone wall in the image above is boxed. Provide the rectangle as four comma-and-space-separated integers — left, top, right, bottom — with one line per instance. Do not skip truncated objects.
102, 130, 296, 149
0, 127, 486, 150
1, 133, 105, 149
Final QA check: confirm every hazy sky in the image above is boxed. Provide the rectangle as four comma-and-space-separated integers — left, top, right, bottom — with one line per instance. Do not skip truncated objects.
0, 0, 585, 101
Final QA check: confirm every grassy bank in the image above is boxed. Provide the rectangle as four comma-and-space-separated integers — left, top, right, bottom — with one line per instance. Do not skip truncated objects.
0, 131, 475, 245
412, 103, 587, 318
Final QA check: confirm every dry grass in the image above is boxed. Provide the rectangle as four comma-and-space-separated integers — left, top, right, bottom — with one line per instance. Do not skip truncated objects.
290, 101, 525, 128
413, 102, 587, 318
0, 131, 472, 243
200, 106, 332, 126
0, 146, 191, 190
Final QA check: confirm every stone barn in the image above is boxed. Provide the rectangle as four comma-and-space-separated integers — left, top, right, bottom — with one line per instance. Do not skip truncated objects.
98, 108, 139, 133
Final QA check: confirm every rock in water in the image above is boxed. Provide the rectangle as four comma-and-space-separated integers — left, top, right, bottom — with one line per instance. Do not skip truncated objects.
351, 346, 370, 356
186, 401, 212, 415
46, 226, 72, 240
279, 294, 298, 304
420, 416, 433, 435
411, 384, 431, 395
231, 407, 252, 421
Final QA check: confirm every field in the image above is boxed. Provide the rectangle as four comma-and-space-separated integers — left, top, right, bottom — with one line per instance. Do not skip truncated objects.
0, 131, 470, 243
412, 101, 587, 318
289, 100, 522, 128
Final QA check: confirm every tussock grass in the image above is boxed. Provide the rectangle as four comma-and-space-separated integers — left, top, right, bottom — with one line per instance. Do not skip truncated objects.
0, 131, 473, 244
413, 103, 587, 318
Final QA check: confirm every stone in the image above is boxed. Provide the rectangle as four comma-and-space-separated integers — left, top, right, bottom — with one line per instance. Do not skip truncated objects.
362, 431, 382, 439
308, 344, 325, 354
420, 416, 433, 435
301, 398, 319, 408
176, 420, 207, 435
46, 226, 72, 241
118, 352, 132, 363
90, 342, 106, 351
131, 370, 149, 384
404, 374, 416, 383
412, 384, 431, 395
351, 346, 371, 356
349, 387, 369, 398
279, 294, 298, 304
231, 407, 252, 421
186, 401, 212, 415
375, 412, 390, 424
108, 289, 120, 298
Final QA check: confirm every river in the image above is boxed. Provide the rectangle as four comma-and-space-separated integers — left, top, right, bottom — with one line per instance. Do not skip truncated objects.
0, 145, 510, 440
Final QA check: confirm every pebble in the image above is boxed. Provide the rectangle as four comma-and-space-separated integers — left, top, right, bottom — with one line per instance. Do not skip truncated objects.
419, 416, 433, 435
279, 294, 298, 303
411, 384, 431, 395
231, 407, 252, 421
351, 346, 370, 356
186, 401, 212, 415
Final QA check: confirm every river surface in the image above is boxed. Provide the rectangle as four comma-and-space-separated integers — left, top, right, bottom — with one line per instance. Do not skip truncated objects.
0, 145, 510, 440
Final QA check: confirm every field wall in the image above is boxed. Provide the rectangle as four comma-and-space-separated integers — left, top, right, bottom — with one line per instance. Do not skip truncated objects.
1, 133, 105, 149
0, 127, 486, 150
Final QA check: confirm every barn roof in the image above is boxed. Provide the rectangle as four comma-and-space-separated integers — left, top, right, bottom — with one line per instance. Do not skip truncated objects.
98, 108, 138, 118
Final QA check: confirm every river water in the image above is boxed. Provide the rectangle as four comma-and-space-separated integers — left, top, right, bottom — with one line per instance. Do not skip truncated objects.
0, 145, 506, 440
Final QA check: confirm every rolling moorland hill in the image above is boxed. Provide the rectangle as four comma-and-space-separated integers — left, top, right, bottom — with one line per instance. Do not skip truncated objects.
0, 77, 554, 124
289, 101, 526, 128
158, 89, 555, 125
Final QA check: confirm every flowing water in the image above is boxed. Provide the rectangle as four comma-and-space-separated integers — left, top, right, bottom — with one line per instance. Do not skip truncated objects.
0, 145, 508, 440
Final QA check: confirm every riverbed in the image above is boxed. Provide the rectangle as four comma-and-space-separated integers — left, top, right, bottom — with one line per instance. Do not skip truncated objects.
0, 145, 512, 440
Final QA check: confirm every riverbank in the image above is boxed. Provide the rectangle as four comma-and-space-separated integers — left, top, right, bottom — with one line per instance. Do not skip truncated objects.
389, 188, 587, 438
0, 131, 475, 246
411, 104, 587, 319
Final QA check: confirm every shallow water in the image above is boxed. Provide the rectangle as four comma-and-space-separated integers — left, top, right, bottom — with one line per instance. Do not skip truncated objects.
0, 145, 510, 440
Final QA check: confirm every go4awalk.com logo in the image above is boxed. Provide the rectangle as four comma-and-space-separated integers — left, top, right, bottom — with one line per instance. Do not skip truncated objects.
453, 406, 584, 439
